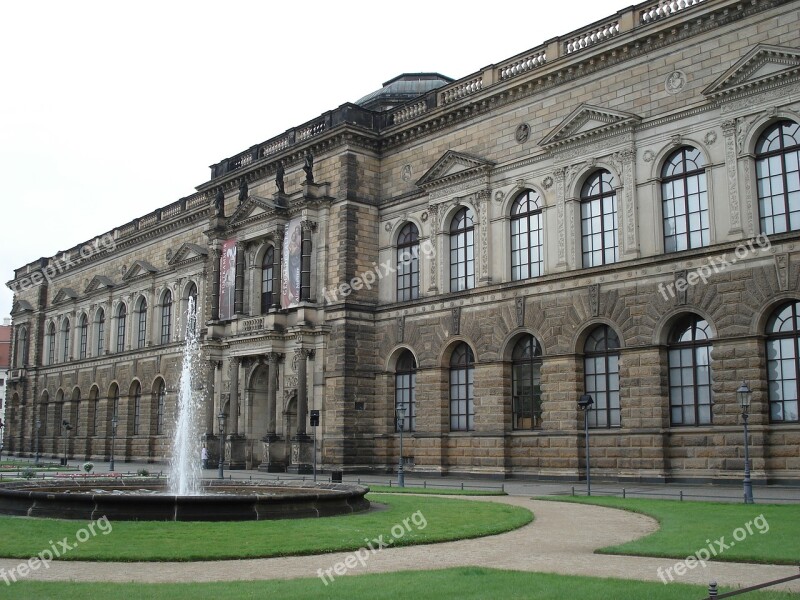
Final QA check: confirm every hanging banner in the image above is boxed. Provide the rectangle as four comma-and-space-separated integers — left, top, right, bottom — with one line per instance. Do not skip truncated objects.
281, 217, 303, 309
219, 238, 237, 321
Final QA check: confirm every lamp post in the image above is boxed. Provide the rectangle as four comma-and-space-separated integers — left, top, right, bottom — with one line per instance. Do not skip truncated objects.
217, 411, 226, 480
736, 381, 754, 504
61, 420, 72, 467
109, 415, 118, 472
34, 419, 41, 465
396, 406, 406, 488
578, 394, 594, 497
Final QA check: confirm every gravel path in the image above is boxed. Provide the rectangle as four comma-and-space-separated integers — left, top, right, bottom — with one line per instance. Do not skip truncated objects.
1, 496, 797, 592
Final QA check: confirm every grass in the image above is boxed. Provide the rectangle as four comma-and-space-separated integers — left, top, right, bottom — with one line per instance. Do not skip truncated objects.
366, 485, 505, 496
546, 496, 800, 565
0, 494, 531, 562
4, 568, 800, 600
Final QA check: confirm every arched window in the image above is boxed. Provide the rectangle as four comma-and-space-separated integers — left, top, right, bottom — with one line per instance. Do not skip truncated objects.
40, 392, 49, 437
116, 304, 127, 353
511, 191, 544, 281
395, 351, 416, 432
155, 379, 166, 435
583, 325, 621, 428
61, 319, 71, 362
161, 291, 172, 344
47, 323, 56, 365
187, 282, 198, 335
262, 247, 274, 313
96, 309, 105, 356
766, 301, 800, 422
132, 382, 141, 435
397, 223, 420, 302
15, 326, 29, 368
78, 314, 88, 360
669, 316, 713, 426
89, 386, 99, 437
450, 207, 475, 292
449, 343, 475, 431
581, 170, 618, 268
756, 120, 800, 235
300, 229, 312, 301
512, 335, 543, 430
136, 298, 148, 349
662, 146, 709, 252
109, 383, 120, 423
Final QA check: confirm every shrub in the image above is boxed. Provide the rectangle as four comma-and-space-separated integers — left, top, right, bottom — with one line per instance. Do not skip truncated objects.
83, 462, 94, 473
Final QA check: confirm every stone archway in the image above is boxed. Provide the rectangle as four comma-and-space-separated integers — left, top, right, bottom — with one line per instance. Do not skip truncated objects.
246, 365, 270, 463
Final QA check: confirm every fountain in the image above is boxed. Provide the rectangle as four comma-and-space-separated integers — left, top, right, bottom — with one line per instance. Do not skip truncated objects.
0, 298, 369, 521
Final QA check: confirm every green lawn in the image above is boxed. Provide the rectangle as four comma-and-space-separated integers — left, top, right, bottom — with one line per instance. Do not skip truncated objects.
5, 568, 800, 600
367, 485, 505, 496
0, 494, 531, 562
547, 496, 800, 565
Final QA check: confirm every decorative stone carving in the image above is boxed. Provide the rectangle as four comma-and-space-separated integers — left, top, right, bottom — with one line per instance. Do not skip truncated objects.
479, 189, 491, 282
704, 131, 718, 146
554, 168, 567, 266
776, 254, 790, 291
397, 315, 405, 343
515, 123, 530, 143
494, 190, 505, 202
427, 204, 439, 293
675, 270, 688, 306
643, 150, 655, 163
665, 70, 687, 95
588, 284, 600, 317
401, 164, 412, 181
451, 306, 461, 336
722, 120, 742, 233
385, 222, 393, 232
542, 176, 554, 190
515, 297, 525, 327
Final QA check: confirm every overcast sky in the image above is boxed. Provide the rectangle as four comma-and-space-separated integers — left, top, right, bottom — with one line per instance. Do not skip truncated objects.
1, 0, 615, 320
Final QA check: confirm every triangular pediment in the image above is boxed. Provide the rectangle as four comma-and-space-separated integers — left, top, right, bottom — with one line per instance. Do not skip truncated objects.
168, 243, 208, 266
227, 195, 285, 227
539, 104, 641, 148
11, 299, 34, 314
704, 44, 800, 98
84, 275, 114, 294
416, 151, 494, 189
122, 260, 158, 282
53, 287, 79, 304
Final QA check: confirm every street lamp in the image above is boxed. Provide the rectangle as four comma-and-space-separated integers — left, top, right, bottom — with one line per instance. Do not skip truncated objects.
61, 420, 72, 467
217, 411, 226, 480
578, 394, 594, 497
396, 406, 406, 488
736, 381, 754, 504
109, 414, 118, 472
34, 419, 41, 465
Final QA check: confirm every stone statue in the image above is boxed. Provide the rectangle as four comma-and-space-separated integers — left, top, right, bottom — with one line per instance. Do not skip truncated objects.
238, 178, 248, 202
275, 162, 285, 194
303, 153, 314, 184
213, 188, 225, 217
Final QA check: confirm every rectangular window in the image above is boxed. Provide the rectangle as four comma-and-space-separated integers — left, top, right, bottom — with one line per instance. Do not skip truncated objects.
79, 324, 88, 360
449, 367, 474, 431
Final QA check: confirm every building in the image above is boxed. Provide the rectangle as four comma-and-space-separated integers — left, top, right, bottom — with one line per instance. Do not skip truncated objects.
5, 0, 800, 484
0, 318, 10, 449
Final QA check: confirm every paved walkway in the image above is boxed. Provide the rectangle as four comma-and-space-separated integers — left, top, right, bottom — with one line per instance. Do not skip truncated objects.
2, 495, 798, 592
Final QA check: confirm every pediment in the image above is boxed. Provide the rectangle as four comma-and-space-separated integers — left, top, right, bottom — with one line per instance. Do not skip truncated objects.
539, 104, 641, 148
704, 44, 800, 98
122, 260, 158, 282
84, 275, 114, 294
53, 287, 79, 304
416, 151, 494, 189
168, 243, 208, 266
11, 299, 34, 314
228, 196, 281, 226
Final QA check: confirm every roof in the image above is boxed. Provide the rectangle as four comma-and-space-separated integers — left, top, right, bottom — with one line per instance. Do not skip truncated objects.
355, 73, 453, 111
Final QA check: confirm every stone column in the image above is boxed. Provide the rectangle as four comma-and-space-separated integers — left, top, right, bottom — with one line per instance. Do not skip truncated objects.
210, 246, 221, 321
229, 356, 240, 435
272, 226, 284, 310
426, 204, 439, 294
266, 352, 280, 438
205, 360, 217, 435
234, 241, 246, 315
294, 348, 312, 438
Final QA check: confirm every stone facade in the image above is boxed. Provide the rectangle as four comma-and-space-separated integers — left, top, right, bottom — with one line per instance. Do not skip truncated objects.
5, 0, 800, 483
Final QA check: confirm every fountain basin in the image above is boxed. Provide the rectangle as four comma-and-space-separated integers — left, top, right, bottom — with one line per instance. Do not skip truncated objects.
0, 479, 370, 521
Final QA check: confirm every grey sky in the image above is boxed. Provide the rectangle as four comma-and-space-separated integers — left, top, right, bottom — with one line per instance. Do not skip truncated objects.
0, 0, 614, 319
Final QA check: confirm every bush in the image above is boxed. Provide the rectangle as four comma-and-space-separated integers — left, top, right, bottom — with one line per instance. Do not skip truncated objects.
137, 468, 150, 477
83, 462, 94, 473
21, 469, 35, 479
